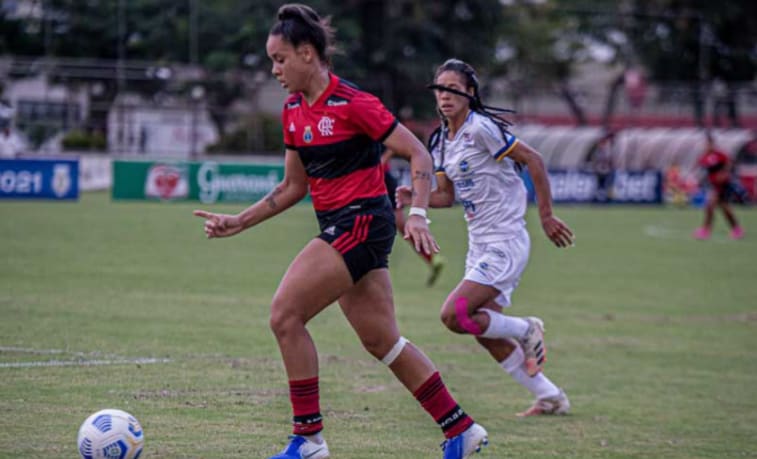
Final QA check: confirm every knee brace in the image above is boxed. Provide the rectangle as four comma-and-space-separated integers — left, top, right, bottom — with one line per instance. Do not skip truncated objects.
455, 297, 483, 335
380, 336, 408, 365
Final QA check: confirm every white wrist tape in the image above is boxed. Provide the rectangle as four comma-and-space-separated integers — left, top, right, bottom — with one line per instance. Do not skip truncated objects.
408, 207, 431, 224
380, 336, 408, 366
408, 207, 427, 218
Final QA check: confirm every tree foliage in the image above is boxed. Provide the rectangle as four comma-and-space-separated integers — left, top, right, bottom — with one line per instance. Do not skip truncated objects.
2, 0, 754, 128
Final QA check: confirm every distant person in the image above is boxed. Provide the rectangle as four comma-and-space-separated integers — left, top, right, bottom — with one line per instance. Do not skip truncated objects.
693, 133, 746, 240
398, 58, 573, 417
383, 147, 445, 286
194, 6, 487, 459
0, 113, 21, 159
588, 132, 616, 202
664, 165, 696, 208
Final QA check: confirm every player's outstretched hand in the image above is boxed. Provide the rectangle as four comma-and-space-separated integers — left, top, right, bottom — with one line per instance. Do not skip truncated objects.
395, 185, 413, 209
193, 209, 245, 239
541, 215, 574, 248
404, 214, 440, 256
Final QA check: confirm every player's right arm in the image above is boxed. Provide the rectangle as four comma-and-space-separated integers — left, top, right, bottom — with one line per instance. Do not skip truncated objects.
395, 173, 455, 209
193, 149, 308, 238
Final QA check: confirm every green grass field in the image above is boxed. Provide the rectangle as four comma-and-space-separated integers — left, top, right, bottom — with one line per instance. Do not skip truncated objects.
1, 192, 756, 458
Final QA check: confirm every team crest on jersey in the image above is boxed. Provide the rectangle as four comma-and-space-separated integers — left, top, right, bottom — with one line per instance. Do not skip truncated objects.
459, 160, 470, 172
317, 116, 335, 137
303, 126, 313, 143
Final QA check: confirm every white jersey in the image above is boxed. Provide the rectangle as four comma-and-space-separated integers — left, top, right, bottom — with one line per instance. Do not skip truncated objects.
431, 111, 527, 243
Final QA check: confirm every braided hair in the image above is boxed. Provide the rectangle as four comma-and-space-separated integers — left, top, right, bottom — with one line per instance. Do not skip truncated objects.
427, 59, 515, 172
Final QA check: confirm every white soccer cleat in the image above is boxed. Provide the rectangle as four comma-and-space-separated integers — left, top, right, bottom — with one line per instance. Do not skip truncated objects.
520, 317, 546, 377
517, 389, 570, 417
441, 423, 489, 459
268, 435, 330, 459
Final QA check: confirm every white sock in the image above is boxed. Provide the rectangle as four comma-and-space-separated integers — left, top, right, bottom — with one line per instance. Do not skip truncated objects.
499, 345, 560, 400
479, 309, 530, 339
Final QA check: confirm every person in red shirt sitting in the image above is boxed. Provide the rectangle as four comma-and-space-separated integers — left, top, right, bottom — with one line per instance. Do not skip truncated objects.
693, 133, 745, 240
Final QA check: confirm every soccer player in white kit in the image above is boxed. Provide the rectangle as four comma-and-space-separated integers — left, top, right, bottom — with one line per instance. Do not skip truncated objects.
397, 59, 574, 416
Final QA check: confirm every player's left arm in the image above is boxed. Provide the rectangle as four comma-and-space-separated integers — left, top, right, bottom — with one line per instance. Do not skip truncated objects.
384, 123, 439, 255
509, 142, 575, 248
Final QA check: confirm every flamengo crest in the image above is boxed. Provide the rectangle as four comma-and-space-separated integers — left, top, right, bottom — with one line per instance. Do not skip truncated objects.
317, 116, 335, 137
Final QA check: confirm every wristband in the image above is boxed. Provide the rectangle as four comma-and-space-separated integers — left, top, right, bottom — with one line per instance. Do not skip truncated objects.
408, 207, 427, 218
408, 207, 431, 224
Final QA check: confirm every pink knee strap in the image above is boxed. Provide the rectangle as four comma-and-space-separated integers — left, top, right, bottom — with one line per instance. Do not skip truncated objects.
455, 297, 482, 335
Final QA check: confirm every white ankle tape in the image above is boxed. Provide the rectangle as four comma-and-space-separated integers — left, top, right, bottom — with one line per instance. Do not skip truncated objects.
381, 337, 408, 365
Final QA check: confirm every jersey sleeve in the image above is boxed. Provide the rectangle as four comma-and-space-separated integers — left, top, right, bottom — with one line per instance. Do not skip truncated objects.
281, 106, 295, 149
475, 116, 519, 162
348, 92, 399, 142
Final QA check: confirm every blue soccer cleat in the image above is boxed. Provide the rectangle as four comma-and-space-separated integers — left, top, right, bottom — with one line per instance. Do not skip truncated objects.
441, 423, 488, 459
268, 435, 330, 459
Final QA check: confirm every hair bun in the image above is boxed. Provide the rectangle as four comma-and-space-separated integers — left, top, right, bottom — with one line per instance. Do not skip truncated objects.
278, 4, 319, 23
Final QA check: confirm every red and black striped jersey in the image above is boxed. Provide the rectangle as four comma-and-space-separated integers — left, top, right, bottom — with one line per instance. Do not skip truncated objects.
281, 73, 398, 212
698, 148, 730, 185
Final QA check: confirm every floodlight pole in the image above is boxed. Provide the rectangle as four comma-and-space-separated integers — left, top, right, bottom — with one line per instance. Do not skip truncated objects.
189, 0, 198, 66
116, 0, 126, 154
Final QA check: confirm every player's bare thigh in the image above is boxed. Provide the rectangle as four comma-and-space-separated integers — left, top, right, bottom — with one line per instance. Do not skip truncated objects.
337, 268, 400, 358
270, 238, 353, 327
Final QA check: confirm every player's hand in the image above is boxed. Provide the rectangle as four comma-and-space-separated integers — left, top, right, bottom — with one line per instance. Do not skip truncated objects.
404, 214, 440, 256
541, 214, 574, 248
395, 185, 413, 209
193, 209, 245, 238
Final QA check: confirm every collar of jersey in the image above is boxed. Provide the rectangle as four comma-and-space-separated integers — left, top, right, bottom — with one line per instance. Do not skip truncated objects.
446, 110, 475, 142
302, 72, 340, 109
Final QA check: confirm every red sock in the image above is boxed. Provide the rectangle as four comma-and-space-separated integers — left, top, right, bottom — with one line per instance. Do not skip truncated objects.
289, 377, 323, 435
413, 372, 474, 439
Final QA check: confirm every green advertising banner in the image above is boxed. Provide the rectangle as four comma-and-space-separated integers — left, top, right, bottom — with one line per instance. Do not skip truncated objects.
112, 160, 289, 204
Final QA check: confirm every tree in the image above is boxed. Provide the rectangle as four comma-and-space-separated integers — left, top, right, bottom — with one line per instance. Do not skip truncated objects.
567, 0, 757, 126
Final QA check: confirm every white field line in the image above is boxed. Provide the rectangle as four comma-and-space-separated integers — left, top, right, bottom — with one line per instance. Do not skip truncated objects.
642, 224, 748, 244
0, 357, 172, 369
0, 347, 171, 369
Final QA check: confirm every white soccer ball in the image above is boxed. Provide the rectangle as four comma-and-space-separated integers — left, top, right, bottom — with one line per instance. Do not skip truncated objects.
77, 409, 144, 459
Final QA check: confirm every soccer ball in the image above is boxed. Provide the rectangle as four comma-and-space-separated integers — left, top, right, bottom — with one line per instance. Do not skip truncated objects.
77, 409, 144, 459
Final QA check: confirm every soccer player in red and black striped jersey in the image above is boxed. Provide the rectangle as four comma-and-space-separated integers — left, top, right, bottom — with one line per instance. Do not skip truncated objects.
693, 133, 745, 240
193, 4, 487, 459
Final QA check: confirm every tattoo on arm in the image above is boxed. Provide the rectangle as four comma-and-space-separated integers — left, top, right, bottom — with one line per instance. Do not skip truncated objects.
265, 186, 283, 210
413, 171, 432, 181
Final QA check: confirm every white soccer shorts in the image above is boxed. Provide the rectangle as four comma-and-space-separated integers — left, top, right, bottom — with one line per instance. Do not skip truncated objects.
464, 228, 531, 308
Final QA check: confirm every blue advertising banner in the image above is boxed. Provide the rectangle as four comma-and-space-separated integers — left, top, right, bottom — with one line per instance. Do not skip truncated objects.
0, 158, 79, 200
522, 170, 663, 204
